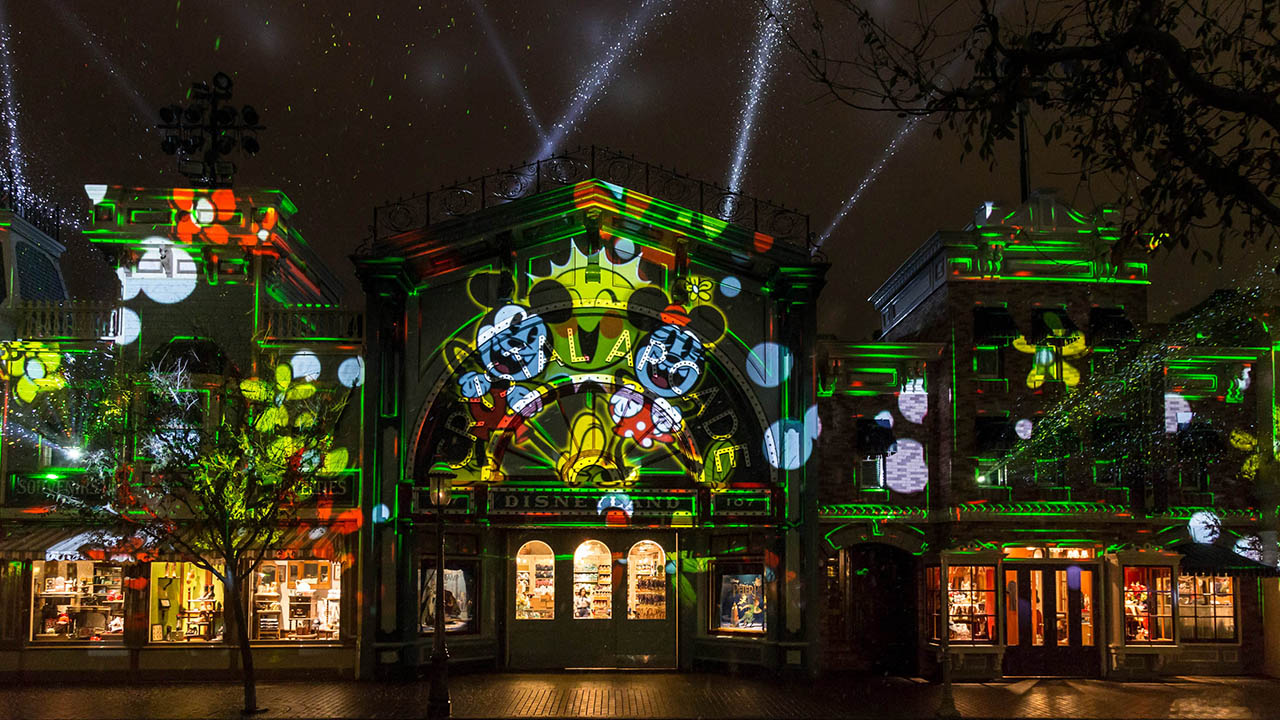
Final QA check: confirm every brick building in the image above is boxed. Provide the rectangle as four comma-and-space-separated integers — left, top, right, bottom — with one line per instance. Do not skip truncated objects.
0, 185, 366, 680
817, 190, 1278, 679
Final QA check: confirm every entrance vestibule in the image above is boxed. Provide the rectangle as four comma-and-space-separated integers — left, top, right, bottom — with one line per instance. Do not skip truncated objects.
507, 531, 677, 669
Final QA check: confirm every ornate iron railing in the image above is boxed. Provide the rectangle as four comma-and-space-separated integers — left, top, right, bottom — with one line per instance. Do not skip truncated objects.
0, 186, 61, 241
371, 145, 811, 250
261, 307, 364, 342
12, 300, 119, 341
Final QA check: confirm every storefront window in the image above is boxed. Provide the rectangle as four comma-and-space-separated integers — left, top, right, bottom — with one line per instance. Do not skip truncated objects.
31, 560, 125, 642
149, 561, 225, 643
515, 541, 554, 620
252, 559, 342, 640
573, 540, 612, 620
1123, 566, 1173, 644
713, 561, 765, 634
1003, 570, 1018, 645
927, 565, 996, 643
1177, 574, 1235, 642
420, 561, 477, 634
627, 540, 666, 620
1079, 569, 1095, 646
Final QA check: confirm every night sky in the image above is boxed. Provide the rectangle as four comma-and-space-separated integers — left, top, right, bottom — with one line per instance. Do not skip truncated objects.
2, 1, 1268, 338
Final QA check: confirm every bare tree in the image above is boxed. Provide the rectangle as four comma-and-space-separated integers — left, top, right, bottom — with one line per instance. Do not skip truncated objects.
790, 0, 1279, 259
64, 358, 349, 714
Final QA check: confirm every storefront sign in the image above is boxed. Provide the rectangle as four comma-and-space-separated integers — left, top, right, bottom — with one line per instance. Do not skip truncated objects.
5, 472, 111, 507
710, 491, 772, 518
487, 488, 695, 519
299, 474, 358, 507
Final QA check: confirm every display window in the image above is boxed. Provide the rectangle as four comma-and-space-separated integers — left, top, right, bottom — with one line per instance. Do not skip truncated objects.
627, 540, 666, 620
148, 561, 225, 643
251, 559, 342, 641
420, 561, 477, 634
713, 561, 765, 634
31, 560, 125, 642
926, 565, 996, 643
515, 541, 554, 620
1177, 574, 1236, 642
1123, 566, 1173, 644
573, 540, 612, 620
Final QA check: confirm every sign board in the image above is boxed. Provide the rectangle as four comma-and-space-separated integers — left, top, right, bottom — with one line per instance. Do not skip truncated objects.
710, 491, 772, 518
486, 488, 695, 520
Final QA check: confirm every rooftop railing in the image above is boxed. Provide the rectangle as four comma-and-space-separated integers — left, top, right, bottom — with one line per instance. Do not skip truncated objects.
11, 300, 119, 341
371, 145, 811, 250
261, 307, 364, 343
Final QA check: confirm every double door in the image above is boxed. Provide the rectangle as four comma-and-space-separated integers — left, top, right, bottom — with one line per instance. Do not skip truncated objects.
1002, 564, 1100, 676
508, 530, 676, 669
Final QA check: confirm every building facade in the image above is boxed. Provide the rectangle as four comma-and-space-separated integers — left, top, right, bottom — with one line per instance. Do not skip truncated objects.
817, 191, 1278, 679
354, 153, 826, 676
0, 185, 366, 680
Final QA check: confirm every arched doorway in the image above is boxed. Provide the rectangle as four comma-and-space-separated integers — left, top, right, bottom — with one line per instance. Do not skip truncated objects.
824, 543, 918, 675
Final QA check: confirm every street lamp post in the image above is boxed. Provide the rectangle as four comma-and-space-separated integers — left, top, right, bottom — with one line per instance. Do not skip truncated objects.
426, 462, 455, 720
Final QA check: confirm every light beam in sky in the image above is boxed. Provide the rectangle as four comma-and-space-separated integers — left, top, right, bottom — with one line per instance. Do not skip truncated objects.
726, 0, 790, 194
0, 0, 30, 204
539, 0, 672, 158
813, 117, 921, 252
469, 0, 547, 146
48, 0, 152, 119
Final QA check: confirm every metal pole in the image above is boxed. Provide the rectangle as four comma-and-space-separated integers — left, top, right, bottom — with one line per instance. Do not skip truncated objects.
427, 504, 450, 718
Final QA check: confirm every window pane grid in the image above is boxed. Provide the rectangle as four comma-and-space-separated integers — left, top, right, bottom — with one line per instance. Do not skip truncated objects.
1177, 574, 1235, 642
1123, 566, 1173, 644
929, 565, 996, 643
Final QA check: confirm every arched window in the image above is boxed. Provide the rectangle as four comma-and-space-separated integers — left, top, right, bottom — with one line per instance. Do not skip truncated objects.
572, 540, 611, 619
515, 541, 554, 620
627, 540, 666, 620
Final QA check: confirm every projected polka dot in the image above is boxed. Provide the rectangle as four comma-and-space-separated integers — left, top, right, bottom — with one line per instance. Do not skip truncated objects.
371, 504, 391, 524
1188, 511, 1221, 544
763, 417, 814, 470
746, 342, 792, 388
1015, 418, 1034, 440
613, 238, 637, 261
291, 351, 321, 382
720, 276, 742, 298
338, 357, 366, 387
804, 404, 822, 440
885, 439, 929, 494
898, 392, 927, 424
104, 307, 141, 346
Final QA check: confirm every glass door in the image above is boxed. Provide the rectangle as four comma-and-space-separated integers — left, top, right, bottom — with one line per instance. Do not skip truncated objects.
614, 534, 677, 668
1002, 564, 1099, 676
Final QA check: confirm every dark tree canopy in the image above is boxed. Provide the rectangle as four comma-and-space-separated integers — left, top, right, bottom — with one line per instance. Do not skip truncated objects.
793, 0, 1280, 259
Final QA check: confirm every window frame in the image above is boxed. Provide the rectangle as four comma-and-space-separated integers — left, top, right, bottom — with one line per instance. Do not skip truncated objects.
420, 558, 480, 635
926, 565, 998, 644
710, 558, 767, 636
1122, 565, 1175, 645
1177, 573, 1237, 643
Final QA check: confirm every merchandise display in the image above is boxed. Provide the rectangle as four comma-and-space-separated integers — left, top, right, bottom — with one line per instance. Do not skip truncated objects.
420, 564, 476, 633
252, 559, 341, 640
1123, 566, 1173, 643
627, 540, 666, 620
149, 561, 225, 642
573, 540, 612, 620
716, 570, 765, 633
945, 566, 996, 642
32, 560, 125, 642
515, 541, 554, 620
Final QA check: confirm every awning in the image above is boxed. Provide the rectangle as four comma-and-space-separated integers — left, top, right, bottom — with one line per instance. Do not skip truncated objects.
973, 306, 1020, 342
0, 525, 87, 561
1173, 541, 1279, 577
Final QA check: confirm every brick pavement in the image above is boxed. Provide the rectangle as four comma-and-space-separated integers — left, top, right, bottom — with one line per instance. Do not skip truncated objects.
0, 673, 1276, 719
